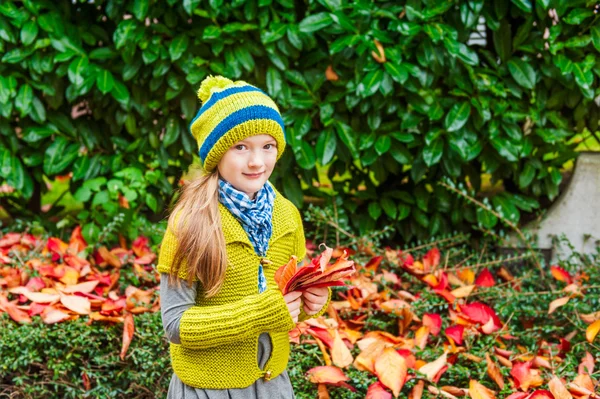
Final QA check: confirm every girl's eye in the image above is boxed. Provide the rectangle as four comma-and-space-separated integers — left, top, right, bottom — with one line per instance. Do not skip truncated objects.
235, 144, 245, 150
264, 144, 276, 150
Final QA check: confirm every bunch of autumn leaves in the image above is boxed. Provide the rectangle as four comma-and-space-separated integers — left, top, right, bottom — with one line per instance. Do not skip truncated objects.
293, 247, 599, 399
0, 227, 159, 360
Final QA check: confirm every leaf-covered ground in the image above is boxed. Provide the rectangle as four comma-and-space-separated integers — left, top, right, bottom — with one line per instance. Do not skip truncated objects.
0, 228, 598, 398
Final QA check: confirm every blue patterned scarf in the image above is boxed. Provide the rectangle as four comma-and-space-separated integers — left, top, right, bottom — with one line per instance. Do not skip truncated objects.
218, 178, 275, 293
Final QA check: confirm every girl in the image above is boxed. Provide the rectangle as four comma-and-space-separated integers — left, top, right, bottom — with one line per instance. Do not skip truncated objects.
158, 75, 331, 398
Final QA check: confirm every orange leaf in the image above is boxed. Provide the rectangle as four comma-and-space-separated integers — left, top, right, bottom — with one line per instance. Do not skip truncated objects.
59, 267, 80, 286
548, 375, 573, 399
418, 351, 447, 381
325, 65, 339, 81
9, 287, 60, 303
550, 265, 572, 284
451, 284, 476, 299
0, 295, 32, 323
578, 352, 594, 375
380, 299, 411, 314
354, 340, 386, 374
306, 366, 349, 384
41, 305, 71, 324
457, 269, 475, 284
331, 330, 353, 368
60, 280, 99, 294
375, 347, 407, 397
474, 268, 495, 287
59, 293, 91, 315
468, 380, 496, 399
366, 382, 392, 399
371, 39, 386, 63
317, 383, 330, 399
274, 256, 298, 293
409, 380, 424, 399
120, 312, 134, 360
548, 296, 570, 314
585, 319, 600, 343
415, 325, 430, 349
97, 246, 122, 268
485, 353, 504, 390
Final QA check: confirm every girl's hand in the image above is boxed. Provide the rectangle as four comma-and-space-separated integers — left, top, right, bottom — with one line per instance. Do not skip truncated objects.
302, 287, 329, 316
283, 291, 302, 323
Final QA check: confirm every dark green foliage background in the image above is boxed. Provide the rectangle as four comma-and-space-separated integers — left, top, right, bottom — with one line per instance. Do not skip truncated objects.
1, 0, 599, 243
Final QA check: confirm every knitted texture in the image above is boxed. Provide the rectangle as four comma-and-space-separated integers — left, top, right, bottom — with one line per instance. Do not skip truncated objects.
157, 185, 331, 389
190, 75, 286, 172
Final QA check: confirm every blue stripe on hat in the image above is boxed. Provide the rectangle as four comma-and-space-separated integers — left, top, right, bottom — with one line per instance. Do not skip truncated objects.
198, 105, 285, 162
189, 85, 264, 129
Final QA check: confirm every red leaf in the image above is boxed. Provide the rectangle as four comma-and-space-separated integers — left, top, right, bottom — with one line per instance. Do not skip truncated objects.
275, 247, 355, 294
475, 268, 496, 287
366, 382, 392, 399
423, 313, 442, 336
459, 302, 502, 332
306, 366, 355, 391
445, 325, 465, 345
364, 256, 383, 272
528, 390, 554, 399
120, 312, 135, 360
68, 225, 87, 255
423, 248, 440, 269
510, 361, 544, 391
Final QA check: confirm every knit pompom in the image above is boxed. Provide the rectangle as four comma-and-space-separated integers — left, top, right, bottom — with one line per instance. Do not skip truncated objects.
197, 75, 234, 103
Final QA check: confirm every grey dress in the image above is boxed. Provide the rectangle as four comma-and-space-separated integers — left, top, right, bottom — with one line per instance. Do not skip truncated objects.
160, 274, 296, 399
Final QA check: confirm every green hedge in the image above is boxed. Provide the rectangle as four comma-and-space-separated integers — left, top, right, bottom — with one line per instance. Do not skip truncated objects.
1, 0, 599, 242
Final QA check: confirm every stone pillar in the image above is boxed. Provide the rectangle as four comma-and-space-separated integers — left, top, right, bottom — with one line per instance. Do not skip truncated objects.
518, 152, 600, 263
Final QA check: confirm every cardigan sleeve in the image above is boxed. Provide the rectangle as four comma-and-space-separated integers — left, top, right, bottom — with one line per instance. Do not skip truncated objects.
179, 288, 295, 349
292, 205, 332, 322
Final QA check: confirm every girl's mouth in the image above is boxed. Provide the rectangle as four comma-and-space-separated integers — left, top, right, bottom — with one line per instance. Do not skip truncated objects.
243, 172, 263, 179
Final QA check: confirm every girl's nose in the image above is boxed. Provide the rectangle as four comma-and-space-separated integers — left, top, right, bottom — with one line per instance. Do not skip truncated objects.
248, 151, 265, 168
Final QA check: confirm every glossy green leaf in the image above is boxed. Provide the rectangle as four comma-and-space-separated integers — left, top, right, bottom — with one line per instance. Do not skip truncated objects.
298, 12, 332, 33
295, 140, 316, 170
169, 34, 189, 61
374, 135, 391, 156
20, 20, 38, 46
380, 197, 397, 219
444, 102, 471, 132
511, 0, 531, 13
96, 69, 115, 94
315, 129, 336, 165
368, 202, 382, 221
133, 0, 149, 20
507, 58, 536, 89
44, 137, 79, 175
422, 138, 444, 166
359, 69, 383, 97
15, 84, 33, 115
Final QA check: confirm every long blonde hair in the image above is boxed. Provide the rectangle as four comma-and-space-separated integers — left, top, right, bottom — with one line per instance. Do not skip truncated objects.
166, 165, 227, 297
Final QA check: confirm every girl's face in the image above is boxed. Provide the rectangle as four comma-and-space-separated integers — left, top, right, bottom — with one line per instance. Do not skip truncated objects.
217, 134, 278, 200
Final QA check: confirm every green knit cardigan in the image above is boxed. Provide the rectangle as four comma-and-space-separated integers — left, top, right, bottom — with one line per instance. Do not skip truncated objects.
157, 187, 331, 389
